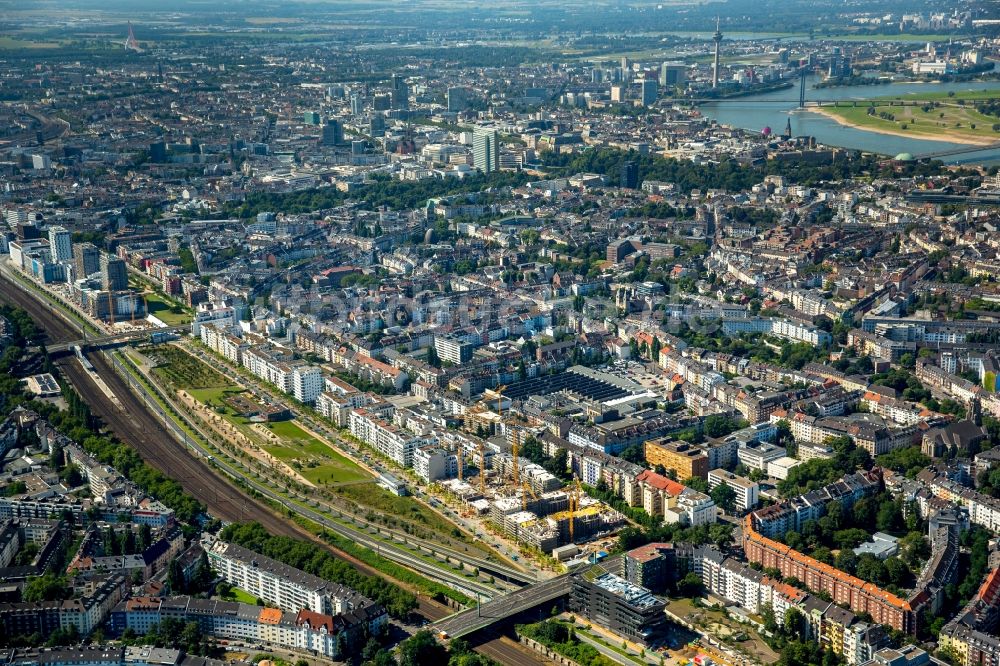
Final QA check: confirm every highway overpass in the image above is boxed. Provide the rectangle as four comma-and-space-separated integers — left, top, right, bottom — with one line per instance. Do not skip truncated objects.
434, 575, 573, 639
48, 324, 191, 353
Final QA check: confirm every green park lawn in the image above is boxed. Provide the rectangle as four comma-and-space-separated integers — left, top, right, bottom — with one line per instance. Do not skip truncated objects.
151, 345, 238, 391
822, 97, 1000, 142
143, 290, 192, 325
228, 587, 260, 605
260, 421, 368, 484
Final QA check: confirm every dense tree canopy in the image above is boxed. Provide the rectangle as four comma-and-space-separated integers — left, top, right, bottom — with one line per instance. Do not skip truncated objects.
226, 171, 529, 219
221, 522, 417, 618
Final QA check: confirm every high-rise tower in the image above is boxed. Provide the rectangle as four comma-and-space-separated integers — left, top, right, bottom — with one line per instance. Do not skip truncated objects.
472, 127, 499, 174
124, 22, 141, 52
712, 18, 723, 89
48, 226, 72, 263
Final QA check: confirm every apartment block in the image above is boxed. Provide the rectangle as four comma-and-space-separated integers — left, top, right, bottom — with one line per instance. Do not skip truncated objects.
206, 539, 383, 627
570, 569, 667, 646
644, 439, 708, 479
292, 365, 323, 404
348, 407, 425, 467
707, 469, 759, 513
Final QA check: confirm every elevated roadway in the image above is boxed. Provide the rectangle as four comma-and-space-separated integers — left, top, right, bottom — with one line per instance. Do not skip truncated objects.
434, 575, 573, 638
47, 325, 191, 353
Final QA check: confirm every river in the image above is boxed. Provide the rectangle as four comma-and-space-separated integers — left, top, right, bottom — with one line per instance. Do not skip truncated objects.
699, 76, 1000, 164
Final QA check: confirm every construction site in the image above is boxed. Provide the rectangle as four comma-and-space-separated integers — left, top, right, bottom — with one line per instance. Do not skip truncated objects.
437, 384, 626, 562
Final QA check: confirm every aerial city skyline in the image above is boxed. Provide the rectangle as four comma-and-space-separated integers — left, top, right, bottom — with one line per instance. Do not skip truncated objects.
0, 1, 998, 665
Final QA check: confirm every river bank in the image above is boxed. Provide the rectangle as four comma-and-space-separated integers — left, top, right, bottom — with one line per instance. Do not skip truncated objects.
808, 106, 996, 147
699, 75, 1000, 162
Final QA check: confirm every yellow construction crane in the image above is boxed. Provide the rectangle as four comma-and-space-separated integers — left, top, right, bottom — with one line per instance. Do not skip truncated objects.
494, 385, 507, 417
456, 443, 463, 481
569, 476, 583, 543
477, 441, 487, 495
521, 480, 538, 511
510, 425, 520, 489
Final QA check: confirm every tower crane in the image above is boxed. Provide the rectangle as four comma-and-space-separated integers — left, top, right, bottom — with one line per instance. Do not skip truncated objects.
569, 476, 583, 543
494, 385, 507, 417
477, 441, 487, 495
521, 480, 538, 511
510, 425, 521, 489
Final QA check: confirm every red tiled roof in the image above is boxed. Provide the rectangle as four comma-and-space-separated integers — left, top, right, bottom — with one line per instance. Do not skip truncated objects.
743, 516, 912, 612
636, 470, 685, 496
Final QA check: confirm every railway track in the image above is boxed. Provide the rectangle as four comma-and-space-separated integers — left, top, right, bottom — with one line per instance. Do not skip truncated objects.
0, 272, 552, 663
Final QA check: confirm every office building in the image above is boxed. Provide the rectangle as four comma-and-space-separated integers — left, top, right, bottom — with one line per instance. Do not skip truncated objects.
47, 226, 72, 263
570, 569, 667, 645
350, 95, 364, 116
101, 255, 129, 291
144, 140, 165, 163
472, 127, 499, 174
659, 62, 687, 87
620, 161, 638, 189
434, 334, 475, 364
15, 223, 41, 241
391, 73, 408, 110
447, 86, 469, 112
640, 78, 658, 106
73, 243, 101, 279
623, 542, 676, 594
322, 118, 343, 146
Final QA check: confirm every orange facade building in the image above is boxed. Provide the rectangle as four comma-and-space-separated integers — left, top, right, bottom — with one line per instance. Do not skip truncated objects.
743, 516, 915, 634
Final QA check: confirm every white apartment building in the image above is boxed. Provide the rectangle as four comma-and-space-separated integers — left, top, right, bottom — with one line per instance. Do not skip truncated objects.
200, 323, 249, 364
316, 390, 373, 427
413, 445, 459, 482
767, 456, 804, 480
348, 408, 424, 467
207, 539, 376, 617
292, 365, 323, 404
434, 334, 474, 364
242, 348, 293, 394
115, 596, 386, 661
737, 440, 786, 471
667, 489, 716, 526
191, 303, 237, 336
48, 225, 72, 263
707, 469, 759, 513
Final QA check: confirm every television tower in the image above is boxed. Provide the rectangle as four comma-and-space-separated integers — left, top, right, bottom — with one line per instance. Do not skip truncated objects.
712, 17, 723, 88
124, 22, 141, 52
